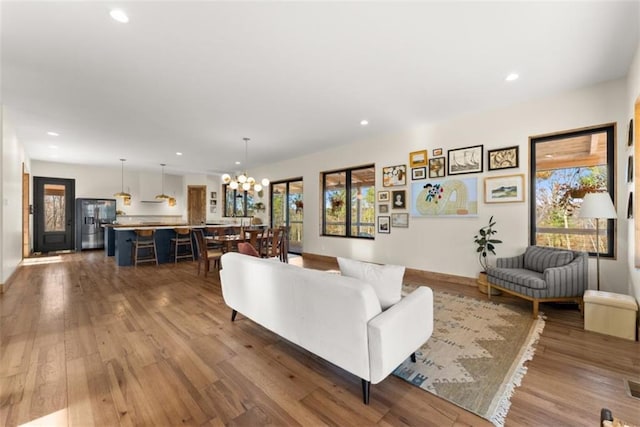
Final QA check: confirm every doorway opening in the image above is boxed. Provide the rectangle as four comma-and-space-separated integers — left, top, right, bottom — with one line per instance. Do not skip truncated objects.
33, 177, 76, 253
271, 178, 303, 254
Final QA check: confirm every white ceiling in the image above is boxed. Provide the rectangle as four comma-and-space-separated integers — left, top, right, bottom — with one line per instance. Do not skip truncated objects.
2, 1, 638, 176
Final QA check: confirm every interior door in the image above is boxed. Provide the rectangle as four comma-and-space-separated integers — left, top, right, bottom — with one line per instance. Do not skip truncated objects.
188, 185, 206, 225
33, 176, 75, 253
271, 178, 303, 254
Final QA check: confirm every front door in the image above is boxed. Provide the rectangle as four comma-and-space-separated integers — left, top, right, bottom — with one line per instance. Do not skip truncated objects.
188, 185, 206, 225
271, 178, 303, 254
33, 176, 75, 253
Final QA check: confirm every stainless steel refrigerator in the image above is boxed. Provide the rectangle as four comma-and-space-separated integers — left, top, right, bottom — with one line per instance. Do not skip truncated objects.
75, 198, 116, 250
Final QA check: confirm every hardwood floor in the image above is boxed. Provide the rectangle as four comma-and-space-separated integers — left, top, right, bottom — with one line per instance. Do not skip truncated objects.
1, 251, 638, 426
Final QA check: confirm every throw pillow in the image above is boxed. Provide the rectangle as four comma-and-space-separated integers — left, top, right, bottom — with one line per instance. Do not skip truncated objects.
238, 242, 260, 257
337, 257, 405, 310
524, 246, 574, 273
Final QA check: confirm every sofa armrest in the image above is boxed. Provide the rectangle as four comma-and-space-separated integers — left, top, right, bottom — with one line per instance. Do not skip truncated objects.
496, 254, 524, 269
543, 253, 588, 297
367, 286, 433, 384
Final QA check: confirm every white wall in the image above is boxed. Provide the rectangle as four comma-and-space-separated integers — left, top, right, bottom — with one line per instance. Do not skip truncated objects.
627, 42, 640, 305
1, 108, 27, 284
183, 173, 224, 223
253, 78, 629, 294
31, 160, 189, 218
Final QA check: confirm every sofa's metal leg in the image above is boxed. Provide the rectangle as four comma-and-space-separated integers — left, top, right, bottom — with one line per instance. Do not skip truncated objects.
410, 352, 417, 363
532, 300, 539, 319
361, 379, 370, 404
231, 310, 238, 322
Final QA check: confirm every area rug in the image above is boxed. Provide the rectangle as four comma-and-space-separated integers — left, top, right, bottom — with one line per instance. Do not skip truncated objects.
393, 285, 545, 426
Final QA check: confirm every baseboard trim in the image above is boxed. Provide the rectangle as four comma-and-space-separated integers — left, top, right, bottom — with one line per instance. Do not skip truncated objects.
0, 265, 21, 294
301, 252, 475, 287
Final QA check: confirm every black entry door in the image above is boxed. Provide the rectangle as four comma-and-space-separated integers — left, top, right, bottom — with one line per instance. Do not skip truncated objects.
33, 177, 75, 253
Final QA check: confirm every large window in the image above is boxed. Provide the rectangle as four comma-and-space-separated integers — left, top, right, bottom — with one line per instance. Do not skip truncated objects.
322, 165, 375, 238
223, 185, 257, 217
530, 123, 615, 257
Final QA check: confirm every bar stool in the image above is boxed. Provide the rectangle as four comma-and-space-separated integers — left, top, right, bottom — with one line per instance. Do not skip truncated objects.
132, 229, 158, 266
171, 228, 195, 263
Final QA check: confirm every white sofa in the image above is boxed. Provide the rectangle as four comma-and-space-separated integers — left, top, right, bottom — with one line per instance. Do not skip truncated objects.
219, 252, 434, 404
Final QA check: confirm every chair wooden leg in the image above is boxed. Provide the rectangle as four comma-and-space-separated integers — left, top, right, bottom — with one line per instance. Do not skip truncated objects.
532, 300, 539, 319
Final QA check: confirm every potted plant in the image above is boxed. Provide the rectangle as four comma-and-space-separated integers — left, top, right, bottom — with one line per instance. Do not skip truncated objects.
473, 215, 502, 295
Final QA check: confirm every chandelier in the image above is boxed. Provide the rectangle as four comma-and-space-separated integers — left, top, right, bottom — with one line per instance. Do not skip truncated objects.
222, 138, 269, 192
113, 158, 131, 198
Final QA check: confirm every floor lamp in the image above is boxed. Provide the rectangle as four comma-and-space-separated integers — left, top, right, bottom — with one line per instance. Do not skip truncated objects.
578, 192, 617, 291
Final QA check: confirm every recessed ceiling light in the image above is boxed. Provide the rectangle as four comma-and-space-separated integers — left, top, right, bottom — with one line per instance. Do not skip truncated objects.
505, 73, 519, 82
360, 120, 369, 126
110, 9, 129, 23
47, 131, 59, 136
235, 161, 241, 165
176, 152, 183, 156
49, 145, 58, 149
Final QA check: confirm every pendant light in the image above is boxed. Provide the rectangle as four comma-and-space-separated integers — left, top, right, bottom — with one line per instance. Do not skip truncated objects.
221, 138, 269, 192
155, 163, 171, 200
113, 159, 131, 198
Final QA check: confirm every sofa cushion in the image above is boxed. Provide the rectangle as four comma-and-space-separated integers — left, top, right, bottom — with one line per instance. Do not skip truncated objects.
523, 246, 573, 273
337, 257, 404, 310
487, 267, 547, 290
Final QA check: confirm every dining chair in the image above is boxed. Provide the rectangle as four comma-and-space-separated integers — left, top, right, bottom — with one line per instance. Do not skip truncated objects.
193, 229, 222, 277
205, 226, 224, 251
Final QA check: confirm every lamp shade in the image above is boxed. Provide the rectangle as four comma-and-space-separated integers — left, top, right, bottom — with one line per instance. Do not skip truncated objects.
578, 192, 617, 219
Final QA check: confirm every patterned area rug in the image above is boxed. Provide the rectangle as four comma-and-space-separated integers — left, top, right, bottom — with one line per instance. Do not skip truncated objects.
394, 285, 545, 426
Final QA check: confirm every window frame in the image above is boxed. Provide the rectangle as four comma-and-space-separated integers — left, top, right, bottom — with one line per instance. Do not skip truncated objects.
321, 164, 375, 239
529, 123, 616, 258
222, 184, 255, 217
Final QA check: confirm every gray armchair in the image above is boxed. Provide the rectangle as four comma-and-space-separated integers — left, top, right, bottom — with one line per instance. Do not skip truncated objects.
486, 246, 588, 317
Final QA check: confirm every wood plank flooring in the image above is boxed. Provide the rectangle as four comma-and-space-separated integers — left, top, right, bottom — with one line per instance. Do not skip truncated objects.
1, 251, 638, 426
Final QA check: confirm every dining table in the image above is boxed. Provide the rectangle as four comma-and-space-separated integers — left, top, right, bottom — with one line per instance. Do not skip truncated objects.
208, 234, 245, 253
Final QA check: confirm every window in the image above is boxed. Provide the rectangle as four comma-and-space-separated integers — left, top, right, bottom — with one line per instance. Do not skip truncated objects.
223, 185, 256, 217
322, 165, 375, 238
530, 123, 615, 257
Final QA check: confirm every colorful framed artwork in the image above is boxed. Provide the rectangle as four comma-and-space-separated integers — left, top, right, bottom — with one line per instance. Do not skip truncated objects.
428, 157, 446, 178
383, 165, 407, 187
377, 216, 390, 234
379, 204, 389, 213
392, 190, 406, 209
391, 213, 409, 228
411, 167, 426, 180
409, 150, 428, 168
432, 148, 443, 156
410, 177, 478, 217
448, 145, 483, 175
484, 174, 525, 203
377, 191, 390, 202
487, 146, 519, 171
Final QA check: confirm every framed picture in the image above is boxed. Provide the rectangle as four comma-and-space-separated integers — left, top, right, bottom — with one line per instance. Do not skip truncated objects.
628, 155, 634, 183
629, 119, 634, 146
377, 191, 390, 202
411, 178, 478, 217
379, 204, 389, 213
391, 213, 409, 228
411, 167, 426, 180
487, 146, 519, 170
377, 216, 390, 234
392, 190, 406, 209
409, 150, 428, 168
428, 157, 446, 178
628, 192, 633, 219
211, 191, 217, 198
448, 145, 483, 175
484, 174, 525, 203
432, 148, 443, 156
382, 165, 407, 187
